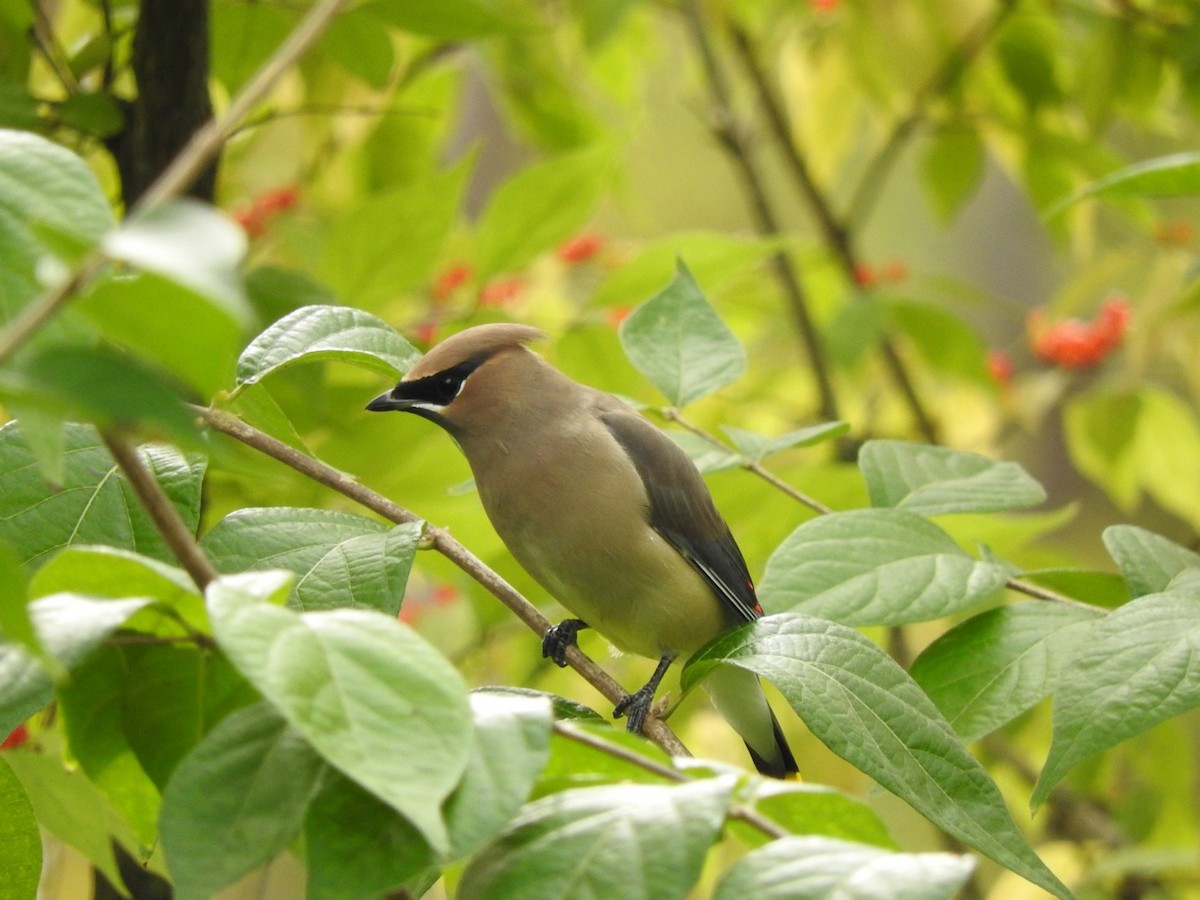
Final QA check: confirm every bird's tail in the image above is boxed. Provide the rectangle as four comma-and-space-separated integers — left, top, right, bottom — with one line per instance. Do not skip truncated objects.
704, 663, 799, 779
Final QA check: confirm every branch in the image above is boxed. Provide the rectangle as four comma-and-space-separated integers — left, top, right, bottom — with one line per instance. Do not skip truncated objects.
0, 0, 350, 367
662, 408, 832, 515
845, 0, 1018, 229
553, 722, 790, 840
724, 22, 940, 445
193, 404, 692, 760
100, 431, 218, 591
680, 0, 840, 427
663, 409, 1104, 612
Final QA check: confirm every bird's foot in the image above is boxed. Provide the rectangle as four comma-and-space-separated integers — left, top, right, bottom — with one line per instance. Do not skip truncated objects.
613, 685, 657, 734
541, 618, 589, 667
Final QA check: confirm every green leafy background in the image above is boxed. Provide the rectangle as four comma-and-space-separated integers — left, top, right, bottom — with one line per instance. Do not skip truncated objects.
2, 0, 1200, 898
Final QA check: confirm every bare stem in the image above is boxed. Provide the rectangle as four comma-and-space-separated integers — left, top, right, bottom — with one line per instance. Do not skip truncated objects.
725, 22, 939, 444
662, 409, 1101, 611
194, 404, 691, 759
663, 408, 833, 515
681, 0, 839, 426
0, 0, 350, 367
552, 722, 790, 839
100, 431, 218, 591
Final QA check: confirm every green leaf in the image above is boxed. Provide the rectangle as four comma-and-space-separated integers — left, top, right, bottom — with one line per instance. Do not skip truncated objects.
31, 545, 197, 606
1063, 390, 1142, 509
1017, 568, 1129, 608
475, 147, 609, 279
996, 12, 1062, 111
29, 544, 206, 638
320, 9, 394, 88
119, 643, 259, 790
921, 125, 986, 223
740, 781, 895, 849
3, 746, 135, 889
859, 440, 1047, 515
1103, 525, 1200, 599
102, 199, 251, 327
160, 702, 326, 900
201, 508, 421, 614
0, 756, 41, 900
58, 91, 124, 138
1032, 591, 1200, 808
910, 603, 1103, 741
1044, 151, 1200, 219
0, 594, 149, 736
590, 231, 783, 310
684, 615, 1070, 899
319, 159, 471, 307
0, 343, 199, 443
459, 779, 733, 900
58, 646, 163, 845
0, 128, 114, 253
0, 421, 206, 570
244, 264, 338, 325
304, 771, 438, 900
0, 543, 38, 658
722, 422, 849, 463
619, 260, 746, 407
78, 270, 244, 397
714, 835, 975, 900
234, 304, 419, 389
885, 302, 992, 386
446, 690, 555, 857
759, 509, 1010, 626
206, 571, 472, 852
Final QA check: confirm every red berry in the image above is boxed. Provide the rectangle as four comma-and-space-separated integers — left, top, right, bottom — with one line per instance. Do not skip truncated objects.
431, 263, 473, 301
480, 277, 525, 307
557, 232, 604, 264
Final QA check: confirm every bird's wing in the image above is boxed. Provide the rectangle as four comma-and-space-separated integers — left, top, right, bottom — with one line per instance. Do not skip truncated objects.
599, 407, 761, 623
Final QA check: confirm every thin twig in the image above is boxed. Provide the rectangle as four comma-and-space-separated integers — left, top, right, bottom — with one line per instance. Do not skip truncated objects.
662, 408, 832, 515
681, 0, 839, 427
101, 431, 218, 591
663, 409, 1102, 611
725, 23, 939, 444
552, 722, 790, 840
0, 0, 350, 367
726, 24, 854, 270
845, 0, 1018, 228
193, 404, 692, 759
30, 3, 80, 94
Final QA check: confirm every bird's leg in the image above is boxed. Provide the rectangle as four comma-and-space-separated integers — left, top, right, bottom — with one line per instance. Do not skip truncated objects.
614, 651, 676, 734
541, 618, 589, 667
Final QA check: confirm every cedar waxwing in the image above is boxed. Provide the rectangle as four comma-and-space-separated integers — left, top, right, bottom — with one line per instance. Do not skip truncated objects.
366, 323, 797, 778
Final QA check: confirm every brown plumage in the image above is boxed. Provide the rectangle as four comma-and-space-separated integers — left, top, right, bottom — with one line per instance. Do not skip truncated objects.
367, 323, 797, 777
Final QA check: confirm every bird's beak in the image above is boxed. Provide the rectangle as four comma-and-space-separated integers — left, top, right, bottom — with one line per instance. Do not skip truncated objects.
365, 390, 412, 413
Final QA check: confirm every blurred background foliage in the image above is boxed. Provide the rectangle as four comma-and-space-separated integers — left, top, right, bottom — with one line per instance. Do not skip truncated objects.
3, 0, 1200, 896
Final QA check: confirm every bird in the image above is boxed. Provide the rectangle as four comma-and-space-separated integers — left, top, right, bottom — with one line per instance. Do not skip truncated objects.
366, 323, 797, 778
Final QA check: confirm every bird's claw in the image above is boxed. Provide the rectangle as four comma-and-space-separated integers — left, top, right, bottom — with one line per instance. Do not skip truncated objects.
541, 618, 588, 667
613, 686, 656, 734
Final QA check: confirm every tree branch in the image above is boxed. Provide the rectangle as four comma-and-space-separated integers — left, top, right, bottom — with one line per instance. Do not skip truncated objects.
724, 21, 940, 445
0, 0, 350, 368
193, 404, 692, 759
552, 722, 790, 839
100, 431, 218, 591
662, 408, 833, 515
681, 0, 840, 427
